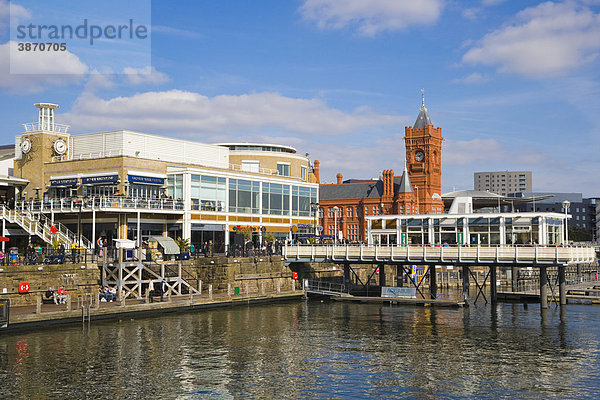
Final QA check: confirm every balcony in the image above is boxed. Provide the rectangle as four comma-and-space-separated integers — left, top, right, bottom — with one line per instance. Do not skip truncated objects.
19, 196, 185, 214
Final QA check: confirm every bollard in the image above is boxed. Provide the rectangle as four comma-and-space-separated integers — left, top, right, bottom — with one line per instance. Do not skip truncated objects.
209, 284, 213, 299
36, 295, 42, 314
228, 283, 231, 296
66, 295, 71, 312
277, 279, 281, 294
261, 281, 265, 295
95, 292, 100, 309
145, 291, 149, 304
168, 293, 171, 303
198, 280, 202, 295
121, 297, 125, 307
292, 278, 295, 292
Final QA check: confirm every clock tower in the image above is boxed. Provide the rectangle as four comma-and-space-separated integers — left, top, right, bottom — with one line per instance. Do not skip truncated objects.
404, 90, 444, 214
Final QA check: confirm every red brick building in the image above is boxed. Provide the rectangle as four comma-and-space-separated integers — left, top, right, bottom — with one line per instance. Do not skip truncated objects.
316, 96, 443, 242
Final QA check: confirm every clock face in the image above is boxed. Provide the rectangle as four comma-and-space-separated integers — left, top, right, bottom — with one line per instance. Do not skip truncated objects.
54, 139, 67, 155
21, 138, 32, 154
415, 151, 425, 162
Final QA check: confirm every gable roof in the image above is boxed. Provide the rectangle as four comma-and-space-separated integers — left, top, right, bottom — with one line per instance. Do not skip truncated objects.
320, 170, 413, 200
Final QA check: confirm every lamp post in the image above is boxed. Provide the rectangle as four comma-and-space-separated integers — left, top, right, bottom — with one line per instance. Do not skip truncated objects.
333, 206, 339, 244
380, 202, 384, 215
562, 200, 570, 245
310, 201, 319, 236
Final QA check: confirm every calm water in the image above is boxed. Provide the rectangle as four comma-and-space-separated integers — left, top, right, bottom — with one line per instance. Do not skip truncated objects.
1, 300, 600, 399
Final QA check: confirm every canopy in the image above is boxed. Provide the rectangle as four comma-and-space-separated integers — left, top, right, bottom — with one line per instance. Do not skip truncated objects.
149, 236, 180, 254
114, 238, 136, 249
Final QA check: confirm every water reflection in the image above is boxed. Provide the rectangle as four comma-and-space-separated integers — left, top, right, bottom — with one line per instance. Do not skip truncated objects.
1, 302, 600, 399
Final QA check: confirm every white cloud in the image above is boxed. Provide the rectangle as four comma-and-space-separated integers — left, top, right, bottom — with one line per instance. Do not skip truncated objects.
0, 41, 88, 92
0, 0, 30, 31
299, 0, 444, 36
452, 72, 491, 84
462, 1, 600, 77
123, 66, 170, 85
481, 0, 506, 5
62, 90, 404, 136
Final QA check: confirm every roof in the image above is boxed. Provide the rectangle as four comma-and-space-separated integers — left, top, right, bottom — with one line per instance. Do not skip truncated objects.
149, 236, 180, 254
320, 171, 413, 200
442, 190, 554, 209
413, 105, 432, 129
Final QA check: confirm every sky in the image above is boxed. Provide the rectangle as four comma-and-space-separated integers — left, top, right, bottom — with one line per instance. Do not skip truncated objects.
1, 0, 599, 196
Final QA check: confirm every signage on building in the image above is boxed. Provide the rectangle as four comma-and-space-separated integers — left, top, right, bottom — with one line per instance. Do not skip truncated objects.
81, 175, 119, 185
128, 175, 165, 185
18, 282, 29, 294
381, 286, 416, 299
50, 178, 77, 187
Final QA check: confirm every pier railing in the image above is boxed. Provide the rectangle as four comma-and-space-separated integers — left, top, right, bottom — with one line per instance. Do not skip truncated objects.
284, 244, 597, 266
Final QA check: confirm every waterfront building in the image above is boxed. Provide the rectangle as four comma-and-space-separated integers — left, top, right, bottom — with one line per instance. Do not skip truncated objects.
367, 190, 568, 246
318, 93, 443, 242
474, 171, 532, 196
510, 192, 598, 241
8, 103, 319, 251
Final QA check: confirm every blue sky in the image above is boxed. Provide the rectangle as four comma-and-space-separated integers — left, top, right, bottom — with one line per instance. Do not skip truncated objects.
1, 0, 599, 196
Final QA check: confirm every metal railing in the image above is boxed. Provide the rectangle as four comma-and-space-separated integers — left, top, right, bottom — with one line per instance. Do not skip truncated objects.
303, 279, 346, 294
1, 205, 94, 252
18, 197, 185, 213
284, 244, 598, 265
23, 122, 70, 133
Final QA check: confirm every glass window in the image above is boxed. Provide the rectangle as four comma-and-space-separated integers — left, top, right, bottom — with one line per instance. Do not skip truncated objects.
277, 163, 290, 177
230, 179, 260, 214
262, 182, 290, 215
301, 166, 307, 180
242, 160, 260, 173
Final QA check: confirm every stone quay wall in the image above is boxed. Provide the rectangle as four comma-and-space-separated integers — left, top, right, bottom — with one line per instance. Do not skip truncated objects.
0, 264, 100, 306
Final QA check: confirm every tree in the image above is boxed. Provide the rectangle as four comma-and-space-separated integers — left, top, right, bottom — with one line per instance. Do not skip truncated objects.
265, 232, 275, 243
174, 237, 190, 252
239, 227, 254, 242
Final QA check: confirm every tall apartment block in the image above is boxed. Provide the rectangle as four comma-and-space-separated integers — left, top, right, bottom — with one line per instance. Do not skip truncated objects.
474, 171, 532, 196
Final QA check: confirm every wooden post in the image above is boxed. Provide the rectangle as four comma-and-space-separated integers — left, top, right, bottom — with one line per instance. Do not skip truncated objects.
95, 292, 100, 309
540, 266, 548, 309
559, 264, 566, 306
512, 266, 518, 292
490, 265, 497, 304
261, 281, 265, 295
198, 280, 202, 295
36, 295, 42, 314
277, 279, 281, 294
118, 265, 123, 302
429, 265, 437, 299
227, 283, 231, 296
209, 284, 213, 299
379, 264, 386, 287
66, 295, 71, 312
245, 282, 249, 296
344, 263, 351, 289
462, 266, 470, 303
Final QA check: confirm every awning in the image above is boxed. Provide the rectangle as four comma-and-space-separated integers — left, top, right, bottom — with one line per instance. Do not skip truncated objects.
82, 175, 119, 185
149, 236, 180, 254
114, 239, 136, 249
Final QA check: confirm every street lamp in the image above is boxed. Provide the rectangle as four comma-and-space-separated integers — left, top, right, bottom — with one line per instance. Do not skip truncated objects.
562, 200, 570, 245
310, 202, 319, 236
333, 206, 339, 244
380, 202, 384, 215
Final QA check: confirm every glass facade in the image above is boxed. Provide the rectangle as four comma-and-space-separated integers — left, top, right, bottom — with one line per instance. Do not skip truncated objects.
262, 182, 289, 215
292, 186, 317, 217
191, 175, 226, 211
230, 179, 260, 214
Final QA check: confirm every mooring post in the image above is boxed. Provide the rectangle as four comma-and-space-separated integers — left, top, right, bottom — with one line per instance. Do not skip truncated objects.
512, 266, 519, 292
430, 265, 437, 299
462, 266, 470, 303
208, 284, 213, 299
577, 264, 582, 282
490, 265, 497, 304
227, 283, 231, 296
540, 266, 548, 309
559, 264, 566, 306
36, 294, 42, 314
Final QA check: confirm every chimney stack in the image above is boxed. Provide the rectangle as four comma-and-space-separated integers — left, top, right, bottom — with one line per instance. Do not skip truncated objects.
313, 160, 320, 183
336, 173, 343, 185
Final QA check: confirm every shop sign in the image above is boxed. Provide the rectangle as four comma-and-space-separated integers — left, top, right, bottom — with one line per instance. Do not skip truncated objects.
81, 175, 118, 185
50, 178, 77, 187
128, 175, 165, 185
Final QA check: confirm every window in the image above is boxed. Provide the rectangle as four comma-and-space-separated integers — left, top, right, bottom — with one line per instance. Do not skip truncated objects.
292, 186, 316, 216
277, 163, 290, 177
241, 160, 260, 173
301, 166, 307, 180
229, 179, 260, 214
319, 208, 324, 218
262, 182, 290, 215
364, 206, 368, 216
347, 207, 353, 217
167, 174, 184, 200
328, 208, 333, 218
191, 175, 227, 211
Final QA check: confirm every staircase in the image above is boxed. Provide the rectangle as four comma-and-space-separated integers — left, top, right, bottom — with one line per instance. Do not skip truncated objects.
1, 206, 94, 252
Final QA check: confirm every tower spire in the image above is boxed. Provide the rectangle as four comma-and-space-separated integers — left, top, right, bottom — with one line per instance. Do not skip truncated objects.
421, 88, 425, 109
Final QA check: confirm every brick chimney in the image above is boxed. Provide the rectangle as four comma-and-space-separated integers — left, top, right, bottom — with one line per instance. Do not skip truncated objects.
336, 173, 343, 185
313, 160, 320, 183
382, 169, 394, 198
